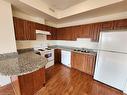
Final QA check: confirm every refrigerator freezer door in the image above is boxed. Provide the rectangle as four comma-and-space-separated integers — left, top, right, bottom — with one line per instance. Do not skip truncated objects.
99, 31, 127, 53
94, 51, 127, 91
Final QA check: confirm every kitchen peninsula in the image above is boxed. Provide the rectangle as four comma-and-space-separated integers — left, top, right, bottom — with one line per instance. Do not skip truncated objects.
0, 49, 48, 95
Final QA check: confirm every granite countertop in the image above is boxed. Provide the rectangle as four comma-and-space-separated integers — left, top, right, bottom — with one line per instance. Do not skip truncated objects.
0, 51, 48, 76
48, 45, 97, 56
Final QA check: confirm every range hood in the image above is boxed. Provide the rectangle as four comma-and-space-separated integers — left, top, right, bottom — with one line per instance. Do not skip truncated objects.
36, 30, 51, 35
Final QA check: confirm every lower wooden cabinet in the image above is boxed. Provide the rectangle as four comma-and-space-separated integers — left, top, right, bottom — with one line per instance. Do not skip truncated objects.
11, 68, 45, 95
54, 49, 61, 64
71, 52, 96, 76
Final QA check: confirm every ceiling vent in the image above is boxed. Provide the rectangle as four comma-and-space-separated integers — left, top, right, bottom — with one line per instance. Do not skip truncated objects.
49, 8, 55, 12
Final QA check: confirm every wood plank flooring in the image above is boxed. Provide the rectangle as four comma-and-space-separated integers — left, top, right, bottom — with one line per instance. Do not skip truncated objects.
0, 83, 15, 95
36, 64, 124, 95
0, 64, 125, 95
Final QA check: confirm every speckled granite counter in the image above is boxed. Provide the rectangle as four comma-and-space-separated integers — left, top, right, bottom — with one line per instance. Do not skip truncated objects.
0, 51, 48, 76
48, 45, 97, 56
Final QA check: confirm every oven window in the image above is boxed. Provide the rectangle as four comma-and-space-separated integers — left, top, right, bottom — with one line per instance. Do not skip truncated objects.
45, 53, 52, 58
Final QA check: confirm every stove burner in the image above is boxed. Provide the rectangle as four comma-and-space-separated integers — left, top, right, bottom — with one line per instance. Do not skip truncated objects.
74, 49, 90, 53
38, 49, 45, 51
45, 48, 51, 50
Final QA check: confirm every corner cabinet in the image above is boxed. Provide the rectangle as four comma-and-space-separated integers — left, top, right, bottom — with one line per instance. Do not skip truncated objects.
71, 52, 96, 76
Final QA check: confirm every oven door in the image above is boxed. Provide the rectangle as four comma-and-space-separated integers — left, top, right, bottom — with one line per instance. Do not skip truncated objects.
44, 52, 54, 61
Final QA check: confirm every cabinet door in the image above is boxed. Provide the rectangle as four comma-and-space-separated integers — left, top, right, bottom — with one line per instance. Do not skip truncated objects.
81, 24, 91, 38
71, 52, 84, 72
54, 49, 61, 64
13, 17, 25, 40
114, 19, 127, 29
56, 28, 65, 40
72, 25, 82, 39
47, 27, 57, 40
85, 55, 96, 75
33, 68, 45, 93
90, 23, 102, 42
35, 23, 46, 30
64, 27, 74, 40
13, 17, 36, 40
24, 21, 36, 40
71, 52, 96, 76
18, 73, 34, 95
101, 21, 114, 31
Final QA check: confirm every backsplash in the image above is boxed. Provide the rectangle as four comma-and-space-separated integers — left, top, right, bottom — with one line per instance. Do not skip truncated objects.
16, 38, 98, 49
55, 38, 98, 49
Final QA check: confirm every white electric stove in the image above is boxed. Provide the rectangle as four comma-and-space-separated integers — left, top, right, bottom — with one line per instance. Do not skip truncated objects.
34, 47, 54, 68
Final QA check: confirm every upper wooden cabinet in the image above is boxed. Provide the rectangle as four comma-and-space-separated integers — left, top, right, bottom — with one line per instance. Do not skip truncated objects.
114, 19, 127, 29
47, 27, 57, 40
65, 27, 75, 40
71, 52, 96, 76
90, 23, 102, 42
13, 17, 36, 40
13, 17, 25, 40
101, 21, 114, 31
57, 27, 75, 40
72, 25, 82, 39
13, 17, 57, 40
35, 23, 46, 31
57, 25, 91, 40
13, 17, 127, 41
81, 24, 91, 38
24, 21, 36, 40
56, 28, 65, 40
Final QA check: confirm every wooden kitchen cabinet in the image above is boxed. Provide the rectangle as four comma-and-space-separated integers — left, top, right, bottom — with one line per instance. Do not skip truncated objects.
35, 23, 46, 31
14, 17, 127, 41
65, 27, 75, 40
11, 68, 45, 95
81, 24, 91, 38
90, 23, 102, 42
72, 25, 82, 39
101, 21, 114, 31
13, 17, 25, 40
114, 19, 127, 29
71, 52, 84, 72
56, 28, 65, 40
36, 23, 57, 40
71, 52, 96, 76
47, 27, 57, 40
56, 25, 91, 40
54, 49, 61, 64
24, 20, 36, 40
13, 17, 36, 40
13, 17, 57, 40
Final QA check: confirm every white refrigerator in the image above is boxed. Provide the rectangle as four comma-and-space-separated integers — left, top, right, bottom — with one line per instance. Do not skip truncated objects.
94, 30, 127, 92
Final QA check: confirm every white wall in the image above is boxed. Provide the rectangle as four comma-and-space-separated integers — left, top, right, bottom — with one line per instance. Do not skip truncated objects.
0, 0, 17, 86
16, 38, 98, 50
58, 11, 127, 28
0, 0, 17, 54
54, 38, 98, 49
13, 10, 45, 24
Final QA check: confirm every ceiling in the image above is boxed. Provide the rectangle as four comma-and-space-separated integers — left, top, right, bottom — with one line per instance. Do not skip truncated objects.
41, 0, 86, 10
4, 0, 127, 27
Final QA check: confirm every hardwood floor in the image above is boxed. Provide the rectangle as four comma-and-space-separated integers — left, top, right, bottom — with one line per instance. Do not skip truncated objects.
0, 64, 125, 95
0, 83, 15, 95
36, 64, 124, 95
